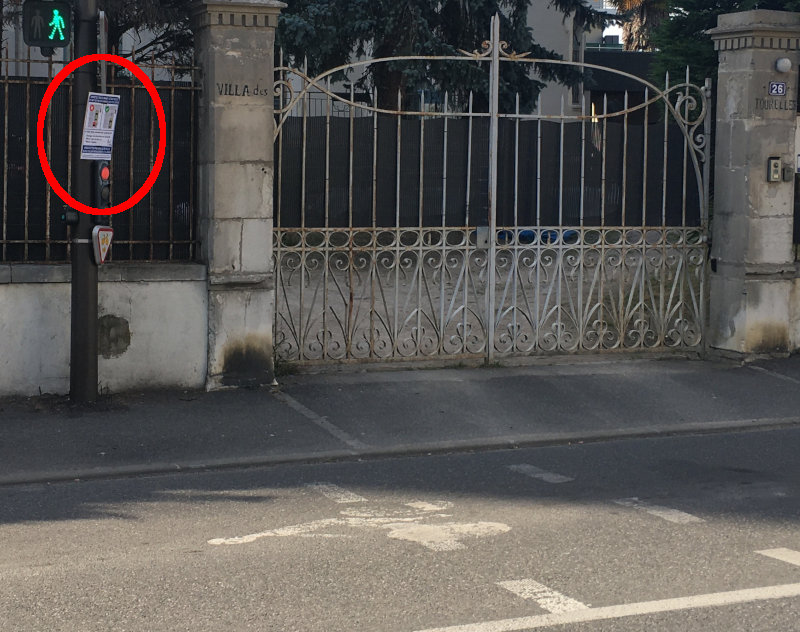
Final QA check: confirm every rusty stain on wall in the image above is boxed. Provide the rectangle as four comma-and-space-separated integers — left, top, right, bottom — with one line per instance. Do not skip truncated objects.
221, 333, 273, 386
746, 321, 789, 354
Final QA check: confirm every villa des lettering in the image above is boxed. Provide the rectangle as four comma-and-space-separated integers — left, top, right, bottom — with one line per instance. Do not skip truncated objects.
216, 83, 269, 97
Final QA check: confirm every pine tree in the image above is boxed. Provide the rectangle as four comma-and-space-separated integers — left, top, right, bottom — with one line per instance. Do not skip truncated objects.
278, 0, 613, 109
652, 0, 800, 86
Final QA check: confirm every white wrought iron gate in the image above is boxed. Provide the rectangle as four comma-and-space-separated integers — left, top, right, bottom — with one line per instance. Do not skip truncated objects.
273, 16, 711, 366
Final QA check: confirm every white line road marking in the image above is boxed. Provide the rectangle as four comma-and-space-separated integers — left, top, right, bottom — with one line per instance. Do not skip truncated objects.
507, 464, 574, 484
272, 391, 368, 450
497, 579, 589, 614
757, 548, 800, 567
612, 497, 704, 524
747, 365, 800, 385
307, 483, 368, 504
412, 582, 800, 632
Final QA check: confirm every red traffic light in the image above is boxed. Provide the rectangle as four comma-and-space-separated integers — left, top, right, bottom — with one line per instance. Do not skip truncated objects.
94, 161, 111, 208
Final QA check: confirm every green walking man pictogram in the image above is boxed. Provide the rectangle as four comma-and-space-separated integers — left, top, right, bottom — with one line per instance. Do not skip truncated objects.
48, 9, 66, 41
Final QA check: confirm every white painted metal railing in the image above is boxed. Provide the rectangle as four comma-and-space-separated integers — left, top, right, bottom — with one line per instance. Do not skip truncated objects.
273, 15, 711, 365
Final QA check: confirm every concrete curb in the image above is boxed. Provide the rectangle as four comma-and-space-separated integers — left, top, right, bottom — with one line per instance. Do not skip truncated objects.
2, 415, 799, 487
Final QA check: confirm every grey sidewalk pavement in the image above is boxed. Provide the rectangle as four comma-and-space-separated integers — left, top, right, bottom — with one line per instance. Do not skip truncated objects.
2, 355, 800, 485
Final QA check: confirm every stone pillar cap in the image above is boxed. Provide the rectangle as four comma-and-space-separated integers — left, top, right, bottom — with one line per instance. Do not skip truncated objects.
194, 0, 286, 12
707, 10, 800, 39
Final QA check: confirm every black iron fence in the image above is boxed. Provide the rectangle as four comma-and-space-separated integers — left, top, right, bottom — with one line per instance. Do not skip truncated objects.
277, 113, 702, 231
0, 45, 199, 263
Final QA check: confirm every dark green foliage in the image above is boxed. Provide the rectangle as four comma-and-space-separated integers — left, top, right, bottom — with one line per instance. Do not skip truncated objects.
278, 0, 615, 110
99, 0, 193, 65
651, 0, 800, 86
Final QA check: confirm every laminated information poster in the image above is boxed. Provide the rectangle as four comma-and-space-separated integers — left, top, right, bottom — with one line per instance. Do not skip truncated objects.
80, 92, 121, 160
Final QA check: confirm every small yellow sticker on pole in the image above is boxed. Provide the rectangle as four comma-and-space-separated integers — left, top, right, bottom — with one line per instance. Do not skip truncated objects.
92, 226, 113, 265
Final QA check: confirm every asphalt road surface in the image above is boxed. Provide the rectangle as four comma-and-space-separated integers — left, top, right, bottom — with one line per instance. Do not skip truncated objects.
2, 427, 800, 631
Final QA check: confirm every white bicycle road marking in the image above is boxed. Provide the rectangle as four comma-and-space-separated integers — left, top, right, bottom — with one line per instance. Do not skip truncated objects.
208, 498, 507, 551
612, 497, 704, 524
306, 483, 368, 504
406, 500, 453, 512
497, 579, 589, 614
387, 522, 510, 551
507, 464, 574, 484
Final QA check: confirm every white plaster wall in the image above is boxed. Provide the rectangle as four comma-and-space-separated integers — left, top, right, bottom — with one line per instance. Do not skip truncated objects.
0, 283, 72, 395
0, 276, 207, 396
529, 2, 573, 115
97, 280, 208, 393
528, 1, 602, 115
791, 276, 800, 352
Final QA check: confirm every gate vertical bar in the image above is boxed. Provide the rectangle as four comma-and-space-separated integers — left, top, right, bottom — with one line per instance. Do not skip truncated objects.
463, 92, 474, 355
557, 95, 565, 346
702, 78, 712, 227
619, 91, 628, 341
512, 93, 520, 352
535, 97, 542, 344
701, 77, 712, 335
24, 54, 31, 262
275, 51, 284, 359
679, 68, 690, 347
579, 94, 587, 348
347, 82, 355, 355
486, 14, 500, 363
600, 94, 608, 345
660, 72, 670, 332
642, 87, 649, 229
299, 65, 309, 359
417, 91, 425, 354
439, 92, 449, 355
1, 51, 7, 262
323, 77, 332, 360
371, 85, 378, 358
393, 90, 402, 355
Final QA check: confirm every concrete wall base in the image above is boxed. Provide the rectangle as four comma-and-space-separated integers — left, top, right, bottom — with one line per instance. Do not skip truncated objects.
0, 264, 208, 397
206, 280, 275, 390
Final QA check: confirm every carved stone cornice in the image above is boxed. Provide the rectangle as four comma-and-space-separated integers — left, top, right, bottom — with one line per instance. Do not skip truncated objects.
191, 0, 285, 31
707, 10, 800, 52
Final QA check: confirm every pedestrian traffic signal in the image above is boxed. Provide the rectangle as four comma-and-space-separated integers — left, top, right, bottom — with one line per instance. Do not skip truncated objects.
22, 1, 72, 48
94, 160, 111, 207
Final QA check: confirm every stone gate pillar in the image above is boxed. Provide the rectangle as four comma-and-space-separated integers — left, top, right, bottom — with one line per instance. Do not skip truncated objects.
192, 0, 284, 388
708, 10, 800, 356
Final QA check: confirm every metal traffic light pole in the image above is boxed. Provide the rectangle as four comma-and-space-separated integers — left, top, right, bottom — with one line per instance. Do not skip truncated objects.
69, 0, 98, 403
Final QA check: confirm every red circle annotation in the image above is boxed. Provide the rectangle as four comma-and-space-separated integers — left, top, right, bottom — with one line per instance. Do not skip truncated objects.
36, 54, 167, 215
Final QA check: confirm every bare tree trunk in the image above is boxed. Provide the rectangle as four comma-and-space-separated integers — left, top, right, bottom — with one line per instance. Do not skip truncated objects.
372, 37, 406, 109
375, 68, 406, 110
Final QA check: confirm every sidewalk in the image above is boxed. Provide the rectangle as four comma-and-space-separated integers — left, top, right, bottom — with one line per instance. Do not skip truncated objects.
2, 355, 800, 485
